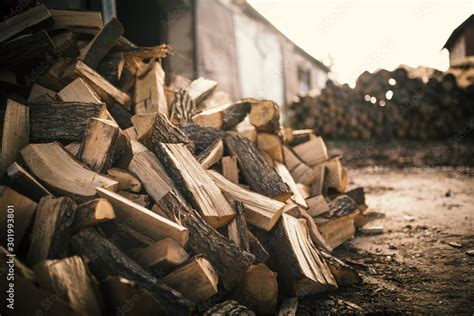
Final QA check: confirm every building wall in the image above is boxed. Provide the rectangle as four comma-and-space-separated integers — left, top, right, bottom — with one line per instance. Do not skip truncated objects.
450, 36, 466, 66
464, 25, 474, 57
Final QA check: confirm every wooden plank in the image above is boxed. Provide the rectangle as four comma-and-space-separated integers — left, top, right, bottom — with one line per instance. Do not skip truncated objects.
72, 198, 115, 231
208, 170, 285, 231
29, 101, 103, 143
225, 134, 291, 201
134, 62, 168, 115
21, 142, 118, 201
0, 99, 29, 174
221, 156, 239, 184
0, 186, 37, 249
27, 196, 76, 266
96, 187, 189, 247
82, 17, 123, 69
6, 162, 53, 202
154, 143, 235, 228
58, 78, 101, 103
0, 4, 53, 43
34, 256, 101, 316
292, 137, 328, 166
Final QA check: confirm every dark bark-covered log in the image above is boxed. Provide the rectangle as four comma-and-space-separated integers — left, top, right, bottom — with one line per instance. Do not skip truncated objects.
227, 201, 250, 251
178, 122, 226, 154
169, 89, 196, 123
246, 229, 270, 264
0, 4, 53, 43
225, 134, 291, 201
320, 250, 362, 286
29, 102, 103, 143
323, 195, 359, 218
346, 187, 366, 206
278, 297, 298, 316
204, 300, 255, 316
71, 228, 195, 315
27, 196, 77, 266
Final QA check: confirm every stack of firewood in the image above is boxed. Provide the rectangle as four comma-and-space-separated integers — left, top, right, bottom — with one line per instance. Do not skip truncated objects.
0, 5, 369, 315
289, 66, 474, 140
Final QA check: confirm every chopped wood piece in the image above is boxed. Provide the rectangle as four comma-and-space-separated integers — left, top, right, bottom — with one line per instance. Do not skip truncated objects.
100, 277, 163, 314
235, 117, 258, 144
161, 255, 219, 302
0, 30, 55, 68
257, 133, 283, 162
58, 78, 101, 103
234, 264, 277, 314
188, 77, 218, 104
290, 162, 317, 186
208, 170, 285, 231
27, 196, 76, 266
306, 195, 330, 217
1, 100, 29, 175
77, 118, 132, 172
29, 102, 103, 143
310, 164, 326, 196
249, 100, 280, 133
320, 251, 362, 286
278, 297, 298, 316
75, 60, 131, 108
106, 168, 142, 192
316, 212, 358, 252
282, 146, 302, 171
274, 162, 307, 208
36, 56, 76, 91
21, 142, 118, 201
292, 136, 328, 166
73, 198, 115, 231
169, 89, 196, 123
346, 187, 366, 206
192, 100, 251, 130
246, 229, 270, 263
27, 84, 56, 102
296, 183, 310, 199
134, 62, 168, 115
65, 141, 81, 156
49, 9, 102, 30
132, 112, 193, 152
323, 195, 359, 218
227, 201, 250, 251
7, 162, 53, 202
71, 228, 195, 314
96, 187, 188, 246
98, 220, 154, 250
0, 186, 37, 249
204, 300, 255, 316
117, 191, 149, 207
324, 156, 346, 192
82, 17, 123, 69
154, 143, 235, 228
270, 214, 337, 296
34, 256, 101, 316
360, 223, 384, 235
198, 139, 224, 169
179, 122, 226, 154
50, 30, 79, 58
221, 156, 239, 184
225, 135, 291, 201
0, 4, 53, 43
129, 237, 189, 273
123, 126, 138, 141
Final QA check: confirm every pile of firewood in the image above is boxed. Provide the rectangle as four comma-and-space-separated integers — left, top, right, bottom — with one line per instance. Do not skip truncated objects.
0, 5, 369, 315
289, 66, 474, 140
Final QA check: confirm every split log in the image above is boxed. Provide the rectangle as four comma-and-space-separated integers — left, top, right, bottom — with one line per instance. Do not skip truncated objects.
191, 100, 251, 130
169, 89, 196, 123
310, 164, 327, 196
320, 251, 362, 286
0, 4, 53, 43
106, 168, 142, 192
98, 220, 154, 250
306, 195, 329, 217
278, 297, 298, 316
274, 162, 307, 208
269, 214, 337, 296
134, 62, 168, 115
257, 133, 283, 162
27, 196, 77, 266
0, 99, 29, 174
82, 17, 123, 69
21, 142, 118, 201
7, 162, 53, 201
204, 300, 255, 316
96, 187, 189, 247
249, 100, 280, 133
292, 136, 328, 166
234, 264, 278, 314
235, 117, 258, 144
27, 84, 56, 102
64, 141, 81, 156
324, 195, 359, 218
75, 60, 131, 108
72, 198, 115, 231
58, 77, 102, 103
198, 139, 223, 169
246, 229, 270, 264
188, 77, 218, 104
282, 146, 302, 171
221, 156, 239, 184
161, 255, 219, 302
153, 143, 235, 228
290, 162, 317, 186
36, 56, 76, 91
324, 156, 346, 192
29, 101, 103, 143
117, 191, 149, 207
49, 9, 102, 30
178, 122, 226, 154
208, 170, 285, 231
71, 228, 195, 314
227, 201, 250, 251
0, 186, 37, 249
346, 187, 366, 208
77, 118, 132, 172
34, 256, 101, 316
225, 135, 291, 201
129, 237, 189, 273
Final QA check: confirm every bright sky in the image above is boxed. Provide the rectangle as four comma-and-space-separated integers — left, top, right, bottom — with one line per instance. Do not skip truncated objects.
248, 0, 474, 85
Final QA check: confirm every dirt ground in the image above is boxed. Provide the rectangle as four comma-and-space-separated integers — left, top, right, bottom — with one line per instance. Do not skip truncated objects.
298, 167, 474, 315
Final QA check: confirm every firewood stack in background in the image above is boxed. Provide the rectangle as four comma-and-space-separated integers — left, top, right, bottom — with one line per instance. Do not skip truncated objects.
0, 5, 370, 315
288, 65, 474, 140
